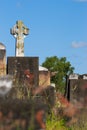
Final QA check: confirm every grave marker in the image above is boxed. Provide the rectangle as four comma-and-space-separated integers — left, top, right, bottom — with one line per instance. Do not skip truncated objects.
0, 43, 6, 75
11, 20, 29, 57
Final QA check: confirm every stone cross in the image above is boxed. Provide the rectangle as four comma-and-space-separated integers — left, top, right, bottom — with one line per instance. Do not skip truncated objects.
11, 20, 29, 57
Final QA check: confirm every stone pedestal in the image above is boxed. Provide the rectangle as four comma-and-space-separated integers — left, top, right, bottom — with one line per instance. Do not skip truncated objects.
7, 57, 39, 88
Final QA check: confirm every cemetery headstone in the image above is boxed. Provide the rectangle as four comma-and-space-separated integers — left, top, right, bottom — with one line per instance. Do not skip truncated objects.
10, 20, 29, 57
66, 73, 87, 105
65, 74, 87, 126
7, 57, 39, 88
7, 20, 39, 90
0, 43, 6, 76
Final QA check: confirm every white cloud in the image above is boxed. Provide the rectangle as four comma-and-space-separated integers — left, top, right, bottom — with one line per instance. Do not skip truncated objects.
72, 41, 87, 48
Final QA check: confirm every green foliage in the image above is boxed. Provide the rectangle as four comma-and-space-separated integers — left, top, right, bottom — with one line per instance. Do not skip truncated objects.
46, 112, 70, 130
42, 56, 74, 93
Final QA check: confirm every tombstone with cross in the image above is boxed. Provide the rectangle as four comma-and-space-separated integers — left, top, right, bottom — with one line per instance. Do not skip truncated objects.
11, 20, 29, 57
7, 20, 39, 90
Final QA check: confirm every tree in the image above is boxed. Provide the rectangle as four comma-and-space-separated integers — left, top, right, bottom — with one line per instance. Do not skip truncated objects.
42, 56, 74, 93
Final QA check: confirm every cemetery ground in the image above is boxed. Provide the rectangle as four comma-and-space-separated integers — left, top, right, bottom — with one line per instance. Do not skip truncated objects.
0, 81, 87, 130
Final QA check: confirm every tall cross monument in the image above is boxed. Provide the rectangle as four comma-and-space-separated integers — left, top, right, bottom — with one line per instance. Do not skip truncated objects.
11, 20, 29, 57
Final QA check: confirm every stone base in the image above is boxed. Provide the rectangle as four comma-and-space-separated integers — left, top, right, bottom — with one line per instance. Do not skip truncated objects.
68, 79, 87, 104
7, 57, 39, 88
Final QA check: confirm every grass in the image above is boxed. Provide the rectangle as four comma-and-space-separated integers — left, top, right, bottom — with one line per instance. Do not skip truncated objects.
46, 115, 69, 130
45, 104, 69, 130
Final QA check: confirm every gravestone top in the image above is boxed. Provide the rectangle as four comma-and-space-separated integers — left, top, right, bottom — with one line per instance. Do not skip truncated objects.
11, 20, 29, 57
69, 74, 79, 80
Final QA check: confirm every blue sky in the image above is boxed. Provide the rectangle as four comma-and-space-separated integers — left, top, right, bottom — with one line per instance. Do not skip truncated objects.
0, 0, 87, 74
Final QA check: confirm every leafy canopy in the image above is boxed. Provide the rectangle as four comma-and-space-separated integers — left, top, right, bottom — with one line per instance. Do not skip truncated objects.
42, 56, 74, 93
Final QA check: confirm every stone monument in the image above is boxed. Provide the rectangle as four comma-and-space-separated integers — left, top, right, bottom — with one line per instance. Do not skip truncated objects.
65, 74, 87, 127
10, 20, 29, 57
0, 43, 6, 75
7, 20, 39, 88
65, 74, 87, 104
0, 21, 46, 130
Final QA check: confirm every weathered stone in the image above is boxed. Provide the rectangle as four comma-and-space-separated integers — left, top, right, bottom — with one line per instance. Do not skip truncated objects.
69, 79, 86, 103
39, 66, 50, 87
7, 57, 39, 88
0, 43, 6, 76
66, 74, 87, 105
11, 20, 29, 57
